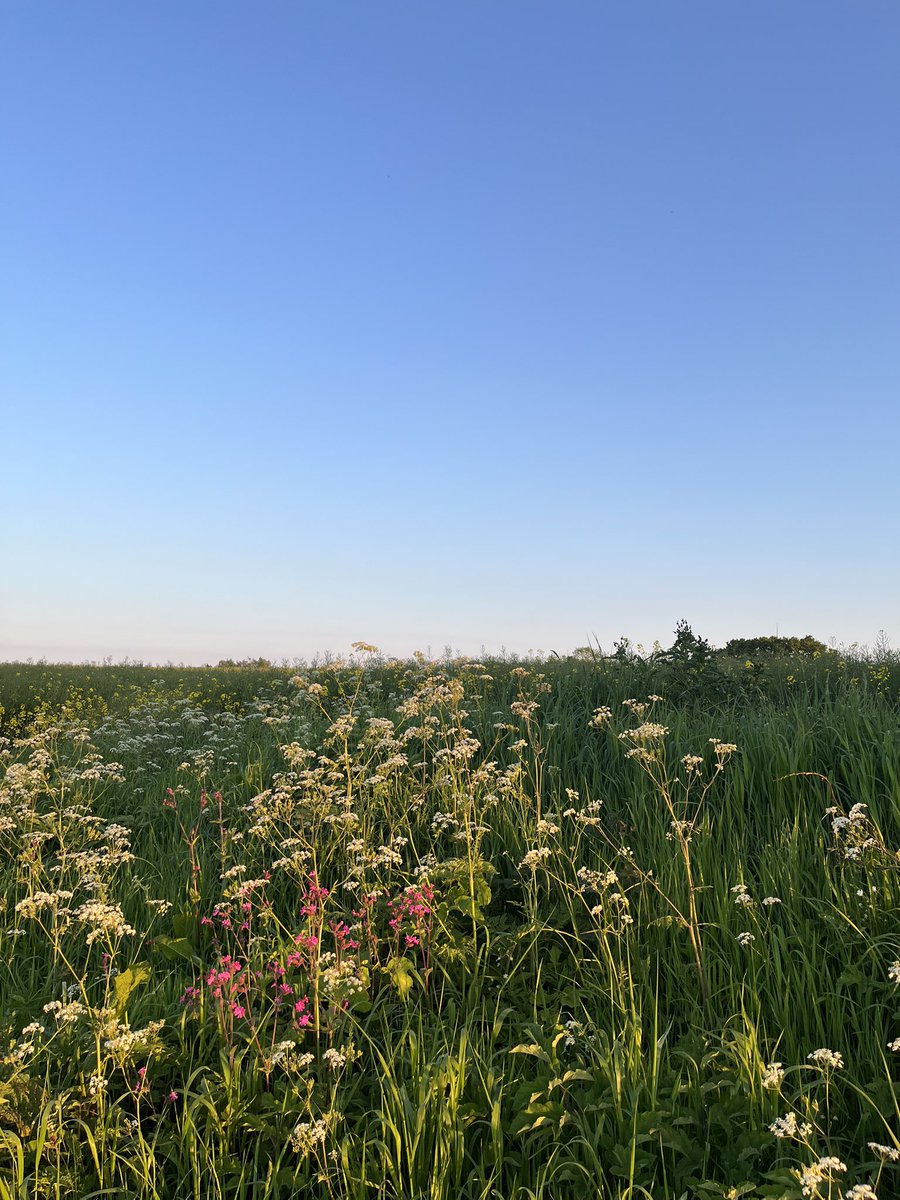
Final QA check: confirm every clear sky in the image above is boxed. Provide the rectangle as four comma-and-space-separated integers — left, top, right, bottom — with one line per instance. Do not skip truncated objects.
2, 1, 898, 664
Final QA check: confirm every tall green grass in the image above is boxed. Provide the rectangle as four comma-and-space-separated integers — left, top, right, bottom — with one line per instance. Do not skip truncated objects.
0, 651, 898, 1198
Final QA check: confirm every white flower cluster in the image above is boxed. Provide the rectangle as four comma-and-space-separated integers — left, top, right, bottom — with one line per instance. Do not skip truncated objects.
15, 890, 74, 918
519, 847, 552, 872
74, 901, 136, 945
868, 1142, 900, 1162
761, 1062, 784, 1089
844, 1185, 878, 1200
795, 1156, 846, 1197
770, 1112, 812, 1140
43, 999, 87, 1024
289, 1118, 328, 1156
103, 1019, 165, 1060
807, 1048, 843, 1070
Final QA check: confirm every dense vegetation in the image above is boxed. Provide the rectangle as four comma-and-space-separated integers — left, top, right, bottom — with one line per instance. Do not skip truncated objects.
1, 639, 899, 1199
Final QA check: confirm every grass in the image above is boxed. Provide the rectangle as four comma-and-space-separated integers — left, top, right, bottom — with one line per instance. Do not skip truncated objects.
0, 646, 898, 1199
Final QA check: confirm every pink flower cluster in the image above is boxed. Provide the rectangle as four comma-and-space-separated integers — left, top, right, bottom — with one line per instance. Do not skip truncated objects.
387, 883, 435, 951
205, 954, 247, 1018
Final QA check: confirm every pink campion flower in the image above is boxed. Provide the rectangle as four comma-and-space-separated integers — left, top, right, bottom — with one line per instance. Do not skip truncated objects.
231, 1004, 246, 1019
167, 1090, 178, 1102
405, 935, 420, 948
329, 920, 360, 951
293, 996, 311, 1028
179, 986, 200, 1007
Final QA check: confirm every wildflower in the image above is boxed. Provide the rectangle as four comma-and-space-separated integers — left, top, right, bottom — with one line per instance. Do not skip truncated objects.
323, 1048, 347, 1071
43, 999, 86, 1024
762, 1062, 785, 1089
844, 1186, 878, 1200
519, 847, 552, 871
868, 1143, 900, 1162
888, 1038, 900, 1052
88, 1075, 107, 1096
888, 962, 900, 985
795, 1157, 846, 1197
167, 1090, 179, 1102
15, 890, 74, 917
762, 896, 782, 906
73, 901, 136, 946
736, 932, 754, 946
770, 1113, 803, 1139
710, 740, 738, 756
289, 1118, 327, 1156
807, 1048, 843, 1070
293, 996, 312, 1027
620, 722, 669, 743
103, 1019, 165, 1060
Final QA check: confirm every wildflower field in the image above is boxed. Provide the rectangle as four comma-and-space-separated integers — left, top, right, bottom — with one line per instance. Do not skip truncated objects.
1, 645, 899, 1200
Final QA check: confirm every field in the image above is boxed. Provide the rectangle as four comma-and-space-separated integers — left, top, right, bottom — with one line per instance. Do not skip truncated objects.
1, 645, 899, 1199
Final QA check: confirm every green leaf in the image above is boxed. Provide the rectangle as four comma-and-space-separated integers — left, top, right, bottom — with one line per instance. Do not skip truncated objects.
153, 936, 199, 964
386, 956, 415, 1002
114, 962, 151, 1016
509, 1043, 550, 1061
172, 913, 197, 940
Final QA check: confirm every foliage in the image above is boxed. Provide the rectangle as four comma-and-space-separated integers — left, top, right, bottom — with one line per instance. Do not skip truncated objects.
722, 636, 831, 660
0, 649, 899, 1197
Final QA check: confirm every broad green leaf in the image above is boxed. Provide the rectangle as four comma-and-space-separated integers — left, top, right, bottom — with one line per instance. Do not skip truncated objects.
114, 962, 151, 1016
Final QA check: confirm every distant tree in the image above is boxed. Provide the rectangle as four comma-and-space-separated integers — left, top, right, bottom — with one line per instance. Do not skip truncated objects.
665, 620, 713, 665
654, 621, 742, 705
215, 657, 274, 670
721, 635, 829, 659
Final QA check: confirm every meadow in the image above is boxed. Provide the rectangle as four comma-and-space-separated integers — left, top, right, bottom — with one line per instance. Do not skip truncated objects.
1, 641, 899, 1199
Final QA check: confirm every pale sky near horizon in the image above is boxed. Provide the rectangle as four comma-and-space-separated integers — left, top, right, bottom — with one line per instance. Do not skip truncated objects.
2, 2, 898, 665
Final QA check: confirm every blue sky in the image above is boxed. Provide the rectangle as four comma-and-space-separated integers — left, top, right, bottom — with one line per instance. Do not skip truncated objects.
2, 1, 898, 663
